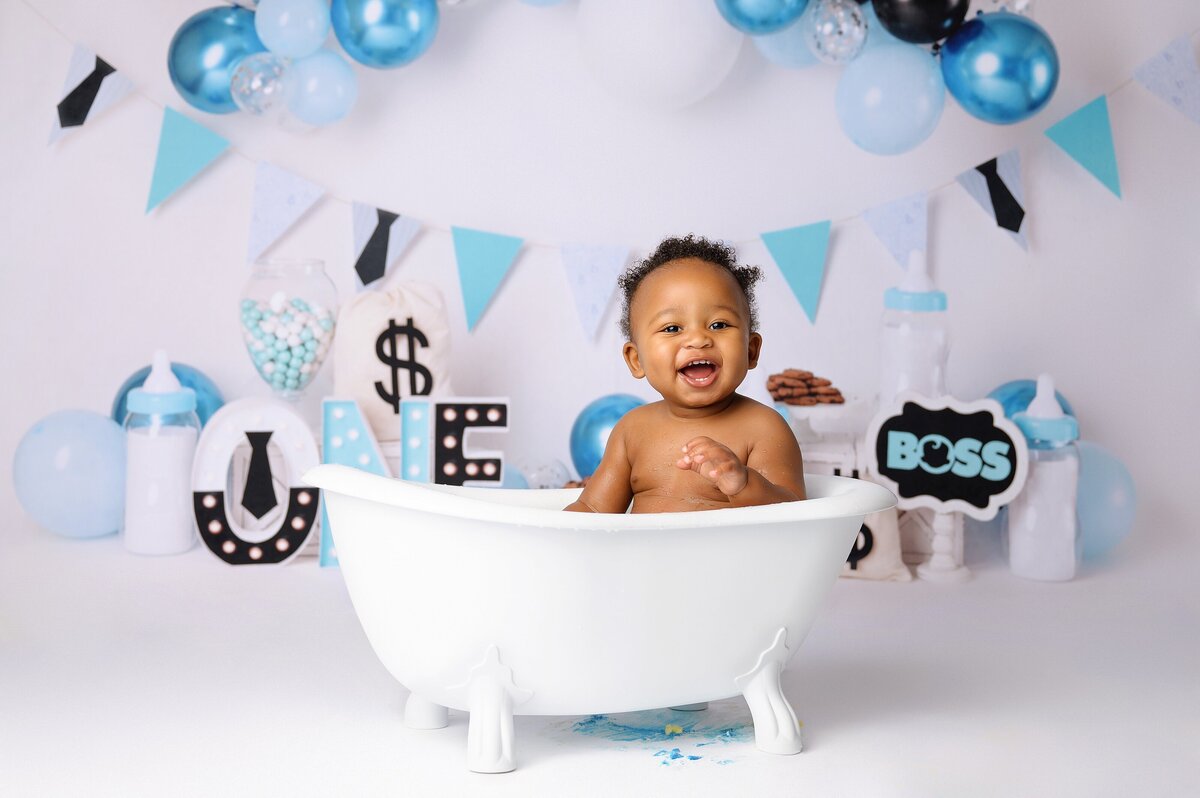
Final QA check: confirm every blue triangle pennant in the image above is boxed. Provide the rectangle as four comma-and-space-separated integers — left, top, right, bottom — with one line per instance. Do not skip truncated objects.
450, 226, 524, 331
1044, 96, 1122, 199
146, 108, 229, 213
760, 221, 832, 324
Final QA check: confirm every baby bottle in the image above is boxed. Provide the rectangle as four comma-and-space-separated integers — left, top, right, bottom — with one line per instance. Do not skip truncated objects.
1006, 374, 1080, 581
879, 251, 949, 407
122, 350, 201, 555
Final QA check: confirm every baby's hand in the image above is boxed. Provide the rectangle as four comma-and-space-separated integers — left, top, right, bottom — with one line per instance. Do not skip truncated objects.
676, 436, 747, 497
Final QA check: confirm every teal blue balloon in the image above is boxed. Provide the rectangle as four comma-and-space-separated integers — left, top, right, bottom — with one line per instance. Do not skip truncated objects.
255, 0, 331, 59
168, 6, 266, 114
13, 411, 125, 538
569, 394, 645, 478
331, 0, 439, 69
986, 379, 1075, 421
940, 13, 1058, 124
112, 362, 225, 427
287, 50, 359, 125
1077, 441, 1136, 561
716, 0, 809, 35
835, 43, 944, 155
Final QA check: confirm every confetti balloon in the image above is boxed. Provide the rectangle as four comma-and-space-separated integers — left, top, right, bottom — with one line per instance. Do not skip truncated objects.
802, 0, 868, 65
230, 53, 292, 116
569, 394, 644, 478
13, 410, 126, 538
168, 6, 266, 114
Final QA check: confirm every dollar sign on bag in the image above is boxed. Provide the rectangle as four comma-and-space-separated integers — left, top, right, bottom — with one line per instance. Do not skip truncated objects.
845, 523, 874, 570
375, 317, 432, 413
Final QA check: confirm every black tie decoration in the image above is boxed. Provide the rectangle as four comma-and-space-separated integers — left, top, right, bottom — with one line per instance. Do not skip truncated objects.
241, 431, 278, 520
355, 208, 400, 287
974, 158, 1026, 233
58, 56, 115, 128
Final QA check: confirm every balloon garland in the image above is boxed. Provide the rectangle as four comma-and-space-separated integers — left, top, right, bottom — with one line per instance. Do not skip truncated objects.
167, 0, 1058, 153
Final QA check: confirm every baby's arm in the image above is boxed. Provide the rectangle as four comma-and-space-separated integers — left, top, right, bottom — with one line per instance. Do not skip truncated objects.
677, 411, 806, 507
564, 417, 634, 513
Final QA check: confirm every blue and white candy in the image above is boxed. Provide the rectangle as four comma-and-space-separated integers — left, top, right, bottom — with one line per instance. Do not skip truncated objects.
240, 291, 335, 392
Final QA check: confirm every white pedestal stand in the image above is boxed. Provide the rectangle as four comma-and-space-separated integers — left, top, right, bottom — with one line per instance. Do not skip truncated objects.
916, 510, 971, 582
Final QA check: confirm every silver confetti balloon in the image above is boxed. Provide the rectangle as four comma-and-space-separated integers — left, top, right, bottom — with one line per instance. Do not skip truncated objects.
802, 0, 867, 65
986, 0, 1034, 15
230, 52, 290, 116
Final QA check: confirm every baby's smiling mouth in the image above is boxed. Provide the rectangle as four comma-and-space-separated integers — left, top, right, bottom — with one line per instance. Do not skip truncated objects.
678, 358, 719, 387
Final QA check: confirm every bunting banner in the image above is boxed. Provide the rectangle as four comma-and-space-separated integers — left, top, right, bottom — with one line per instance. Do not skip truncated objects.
861, 191, 927, 268
957, 150, 1028, 250
560, 243, 630, 339
49, 45, 133, 145
450, 226, 524, 331
247, 162, 326, 263
146, 108, 230, 213
1044, 96, 1122, 199
351, 202, 422, 291
761, 221, 832, 324
1134, 36, 1200, 126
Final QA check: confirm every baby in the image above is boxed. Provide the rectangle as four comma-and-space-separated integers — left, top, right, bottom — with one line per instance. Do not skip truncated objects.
566, 235, 807, 514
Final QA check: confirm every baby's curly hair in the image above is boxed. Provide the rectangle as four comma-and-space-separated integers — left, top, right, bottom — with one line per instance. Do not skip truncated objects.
618, 235, 763, 339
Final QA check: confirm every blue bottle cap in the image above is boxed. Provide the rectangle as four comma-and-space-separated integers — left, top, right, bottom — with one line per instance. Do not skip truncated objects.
885, 251, 948, 313
1012, 374, 1079, 444
127, 350, 197, 416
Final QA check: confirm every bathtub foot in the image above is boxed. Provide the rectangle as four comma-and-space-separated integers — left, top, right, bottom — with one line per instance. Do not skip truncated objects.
735, 627, 802, 756
670, 702, 709, 711
405, 693, 448, 730
448, 645, 533, 774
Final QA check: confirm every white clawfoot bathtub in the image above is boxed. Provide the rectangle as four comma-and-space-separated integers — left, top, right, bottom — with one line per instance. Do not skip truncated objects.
305, 465, 894, 773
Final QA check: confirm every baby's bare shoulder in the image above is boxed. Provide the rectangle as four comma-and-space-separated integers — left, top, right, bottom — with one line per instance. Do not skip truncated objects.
731, 395, 791, 429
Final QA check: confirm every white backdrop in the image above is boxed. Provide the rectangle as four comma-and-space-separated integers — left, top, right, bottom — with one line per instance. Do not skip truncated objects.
2, 0, 1198, 546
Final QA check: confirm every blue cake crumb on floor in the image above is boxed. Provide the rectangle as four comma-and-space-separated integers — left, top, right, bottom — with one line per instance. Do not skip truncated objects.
556, 702, 758, 766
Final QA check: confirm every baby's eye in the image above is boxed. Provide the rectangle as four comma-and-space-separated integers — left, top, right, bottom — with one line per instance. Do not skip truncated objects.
662, 324, 682, 334
709, 321, 729, 330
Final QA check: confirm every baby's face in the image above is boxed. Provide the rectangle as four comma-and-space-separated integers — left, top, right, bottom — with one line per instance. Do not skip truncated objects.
623, 258, 762, 414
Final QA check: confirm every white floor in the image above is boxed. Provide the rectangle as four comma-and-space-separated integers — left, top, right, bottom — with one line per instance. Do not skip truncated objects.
2, 517, 1197, 798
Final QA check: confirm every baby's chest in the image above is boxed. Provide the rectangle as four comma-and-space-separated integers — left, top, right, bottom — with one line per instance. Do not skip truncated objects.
628, 431, 751, 492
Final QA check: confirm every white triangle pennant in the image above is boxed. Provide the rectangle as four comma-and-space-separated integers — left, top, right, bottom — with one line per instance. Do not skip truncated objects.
1134, 37, 1200, 125
351, 202, 422, 291
861, 191, 927, 268
49, 45, 133, 145
247, 162, 326, 263
560, 243, 630, 339
956, 149, 1028, 250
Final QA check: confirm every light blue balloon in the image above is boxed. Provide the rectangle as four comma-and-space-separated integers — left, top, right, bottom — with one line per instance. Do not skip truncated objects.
287, 50, 359, 125
862, 1, 902, 50
986, 379, 1075, 421
331, 0, 439, 69
1077, 441, 1136, 561
835, 43, 945, 155
940, 12, 1059, 124
499, 468, 530, 489
753, 18, 818, 69
13, 410, 126, 539
716, 0, 810, 35
569, 394, 645, 478
255, 0, 331, 59
168, 6, 266, 114
112, 362, 225, 427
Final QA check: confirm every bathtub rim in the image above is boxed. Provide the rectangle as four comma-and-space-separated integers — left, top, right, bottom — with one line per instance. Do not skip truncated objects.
304, 464, 895, 531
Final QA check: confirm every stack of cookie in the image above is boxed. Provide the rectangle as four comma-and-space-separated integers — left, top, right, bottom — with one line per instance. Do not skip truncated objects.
767, 369, 845, 406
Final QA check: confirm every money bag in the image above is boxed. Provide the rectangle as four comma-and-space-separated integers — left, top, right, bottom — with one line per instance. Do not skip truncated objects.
333, 282, 454, 442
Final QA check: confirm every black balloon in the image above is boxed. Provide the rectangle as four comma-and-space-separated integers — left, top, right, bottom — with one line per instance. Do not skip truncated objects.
871, 0, 969, 44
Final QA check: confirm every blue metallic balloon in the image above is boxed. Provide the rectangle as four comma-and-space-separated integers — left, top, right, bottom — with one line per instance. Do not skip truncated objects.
112, 362, 225, 427
835, 43, 945, 155
716, 0, 810, 35
940, 12, 1058, 124
986, 378, 1075, 421
1077, 441, 1136, 561
569, 394, 645, 478
13, 410, 126, 538
168, 6, 266, 114
331, 0, 439, 69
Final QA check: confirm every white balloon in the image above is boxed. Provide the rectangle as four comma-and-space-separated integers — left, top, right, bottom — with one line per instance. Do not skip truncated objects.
577, 0, 744, 110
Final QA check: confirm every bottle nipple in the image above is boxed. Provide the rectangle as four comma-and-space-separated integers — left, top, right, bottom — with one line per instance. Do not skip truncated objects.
1026, 374, 1063, 420
899, 251, 936, 293
143, 349, 183, 394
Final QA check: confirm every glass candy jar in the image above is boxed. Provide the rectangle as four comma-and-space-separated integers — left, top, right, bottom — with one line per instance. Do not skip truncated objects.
240, 259, 338, 398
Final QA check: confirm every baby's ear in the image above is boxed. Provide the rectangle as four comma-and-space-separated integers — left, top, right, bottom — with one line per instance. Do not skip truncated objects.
622, 341, 645, 379
747, 332, 763, 369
